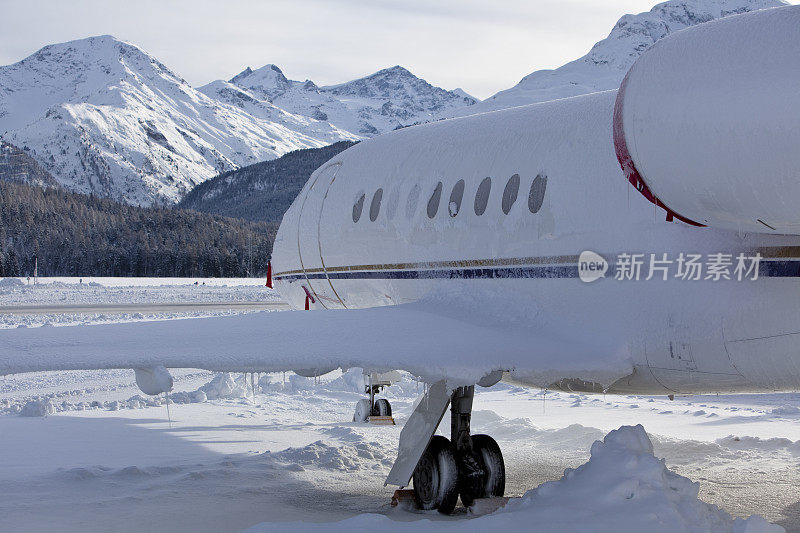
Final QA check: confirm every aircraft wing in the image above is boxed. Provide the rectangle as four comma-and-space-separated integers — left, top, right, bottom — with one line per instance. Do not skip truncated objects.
0, 303, 632, 389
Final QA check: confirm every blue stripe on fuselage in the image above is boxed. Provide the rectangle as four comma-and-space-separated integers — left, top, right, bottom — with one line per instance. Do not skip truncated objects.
275, 260, 800, 282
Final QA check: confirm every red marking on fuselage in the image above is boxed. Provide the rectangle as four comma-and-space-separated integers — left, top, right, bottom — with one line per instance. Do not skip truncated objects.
612, 71, 704, 227
302, 285, 316, 310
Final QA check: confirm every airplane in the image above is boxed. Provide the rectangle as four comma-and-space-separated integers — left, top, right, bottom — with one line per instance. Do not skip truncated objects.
2, 5, 800, 515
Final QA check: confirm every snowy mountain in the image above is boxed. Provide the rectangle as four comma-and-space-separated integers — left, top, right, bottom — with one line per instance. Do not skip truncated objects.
0, 36, 357, 205
0, 0, 783, 206
457, 0, 787, 115
200, 64, 477, 137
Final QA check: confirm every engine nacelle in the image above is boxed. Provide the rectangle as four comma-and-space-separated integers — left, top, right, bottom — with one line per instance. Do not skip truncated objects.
614, 5, 800, 234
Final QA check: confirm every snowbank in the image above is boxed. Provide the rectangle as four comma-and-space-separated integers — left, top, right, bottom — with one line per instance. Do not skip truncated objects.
270, 440, 394, 472
0, 277, 280, 310
198, 373, 251, 400
0, 278, 24, 289
19, 398, 54, 417
243, 425, 783, 533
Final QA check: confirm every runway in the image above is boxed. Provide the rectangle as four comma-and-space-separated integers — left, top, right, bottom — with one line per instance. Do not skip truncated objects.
0, 301, 290, 315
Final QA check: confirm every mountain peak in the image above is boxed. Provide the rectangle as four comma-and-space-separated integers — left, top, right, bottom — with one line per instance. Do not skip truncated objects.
323, 65, 425, 95
0, 35, 353, 206
0, 34, 188, 132
229, 64, 290, 99
230, 66, 253, 81
382, 65, 413, 76
210, 61, 476, 138
580, 0, 787, 71
451, 88, 478, 103
30, 34, 151, 63
10, 33, 181, 93
458, 0, 787, 115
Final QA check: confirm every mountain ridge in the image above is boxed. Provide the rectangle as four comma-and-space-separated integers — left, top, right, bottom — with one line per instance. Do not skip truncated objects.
0, 0, 787, 206
454, 0, 787, 115
200, 63, 476, 138
187, 0, 787, 227
0, 36, 475, 205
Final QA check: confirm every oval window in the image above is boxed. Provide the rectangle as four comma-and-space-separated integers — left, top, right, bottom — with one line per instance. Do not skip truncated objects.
474, 177, 491, 216
406, 184, 421, 219
427, 181, 443, 219
386, 187, 399, 220
448, 179, 465, 217
352, 193, 365, 223
502, 174, 520, 215
528, 174, 547, 214
370, 188, 383, 222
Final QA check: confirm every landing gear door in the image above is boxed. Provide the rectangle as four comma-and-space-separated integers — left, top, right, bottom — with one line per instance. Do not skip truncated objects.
297, 163, 344, 309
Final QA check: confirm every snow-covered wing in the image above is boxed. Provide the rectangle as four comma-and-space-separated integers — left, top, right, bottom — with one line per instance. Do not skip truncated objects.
0, 304, 631, 388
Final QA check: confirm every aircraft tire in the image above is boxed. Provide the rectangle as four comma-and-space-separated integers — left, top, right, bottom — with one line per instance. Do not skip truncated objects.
413, 435, 459, 514
460, 434, 505, 507
374, 398, 392, 417
353, 398, 372, 422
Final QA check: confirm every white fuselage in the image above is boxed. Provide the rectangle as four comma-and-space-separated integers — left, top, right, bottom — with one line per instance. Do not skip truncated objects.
272, 90, 800, 396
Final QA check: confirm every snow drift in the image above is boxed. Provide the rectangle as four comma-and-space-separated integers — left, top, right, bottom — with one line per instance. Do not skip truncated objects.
244, 425, 783, 532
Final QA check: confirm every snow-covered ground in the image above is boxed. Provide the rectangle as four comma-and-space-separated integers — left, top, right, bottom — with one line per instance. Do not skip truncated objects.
0, 277, 282, 328
1, 278, 798, 532
1, 369, 798, 532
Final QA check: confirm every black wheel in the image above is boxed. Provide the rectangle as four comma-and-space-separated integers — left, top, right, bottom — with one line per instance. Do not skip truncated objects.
412, 435, 459, 514
374, 398, 392, 417
459, 434, 505, 508
353, 399, 371, 422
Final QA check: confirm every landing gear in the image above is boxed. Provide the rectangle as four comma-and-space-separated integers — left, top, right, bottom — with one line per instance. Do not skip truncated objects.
353, 372, 396, 423
352, 397, 393, 422
411, 385, 505, 513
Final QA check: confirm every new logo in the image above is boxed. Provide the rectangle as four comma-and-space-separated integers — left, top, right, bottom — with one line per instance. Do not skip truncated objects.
579, 251, 608, 283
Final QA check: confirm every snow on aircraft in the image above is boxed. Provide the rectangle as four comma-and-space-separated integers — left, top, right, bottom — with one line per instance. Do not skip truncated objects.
2, 5, 800, 514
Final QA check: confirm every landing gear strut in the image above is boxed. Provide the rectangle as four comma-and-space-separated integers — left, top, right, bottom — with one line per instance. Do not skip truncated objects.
412, 386, 505, 513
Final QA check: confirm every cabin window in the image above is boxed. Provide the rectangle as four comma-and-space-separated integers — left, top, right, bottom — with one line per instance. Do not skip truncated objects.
449, 179, 465, 217
427, 181, 443, 218
474, 177, 491, 216
406, 184, 421, 219
352, 193, 365, 223
528, 174, 547, 214
502, 174, 520, 215
370, 188, 383, 222
386, 187, 399, 220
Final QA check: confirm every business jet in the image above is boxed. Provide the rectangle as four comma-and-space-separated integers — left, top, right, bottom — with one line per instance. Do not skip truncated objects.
2, 6, 800, 514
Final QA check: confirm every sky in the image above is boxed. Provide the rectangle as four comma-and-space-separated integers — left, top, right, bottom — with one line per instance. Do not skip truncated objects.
0, 0, 783, 99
